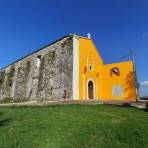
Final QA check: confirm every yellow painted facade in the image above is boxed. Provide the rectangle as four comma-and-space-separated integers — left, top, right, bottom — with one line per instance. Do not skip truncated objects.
77, 36, 136, 101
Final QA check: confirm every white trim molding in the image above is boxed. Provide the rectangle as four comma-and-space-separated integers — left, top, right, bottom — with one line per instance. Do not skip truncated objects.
96, 78, 98, 99
83, 74, 86, 99
73, 36, 79, 100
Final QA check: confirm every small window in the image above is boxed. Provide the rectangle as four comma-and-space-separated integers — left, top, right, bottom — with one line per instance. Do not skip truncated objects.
87, 58, 94, 71
112, 85, 124, 97
89, 64, 93, 71
110, 67, 120, 76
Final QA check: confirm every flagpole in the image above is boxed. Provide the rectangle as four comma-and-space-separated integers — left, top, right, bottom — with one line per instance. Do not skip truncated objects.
131, 50, 139, 102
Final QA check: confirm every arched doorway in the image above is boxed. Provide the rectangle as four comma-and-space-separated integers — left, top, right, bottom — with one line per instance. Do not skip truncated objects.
88, 80, 94, 99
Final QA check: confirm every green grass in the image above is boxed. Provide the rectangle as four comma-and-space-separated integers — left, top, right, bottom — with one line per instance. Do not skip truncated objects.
0, 105, 147, 148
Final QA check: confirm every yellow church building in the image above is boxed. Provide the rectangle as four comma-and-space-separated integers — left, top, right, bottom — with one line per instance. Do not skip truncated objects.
73, 34, 137, 101
0, 34, 137, 102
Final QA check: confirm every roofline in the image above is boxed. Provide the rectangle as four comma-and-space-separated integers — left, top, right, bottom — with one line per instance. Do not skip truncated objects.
89, 38, 104, 64
77, 35, 91, 40
103, 60, 133, 66
1, 34, 71, 70
75, 35, 104, 63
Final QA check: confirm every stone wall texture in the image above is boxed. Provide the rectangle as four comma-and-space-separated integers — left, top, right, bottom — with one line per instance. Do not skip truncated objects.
0, 36, 73, 101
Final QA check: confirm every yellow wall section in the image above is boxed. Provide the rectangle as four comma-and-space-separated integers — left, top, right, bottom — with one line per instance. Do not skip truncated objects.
100, 61, 136, 101
78, 36, 136, 101
79, 37, 103, 100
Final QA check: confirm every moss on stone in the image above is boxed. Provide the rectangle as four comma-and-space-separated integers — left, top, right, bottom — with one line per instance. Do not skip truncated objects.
6, 65, 15, 87
25, 61, 31, 80
48, 51, 56, 64
0, 70, 6, 89
38, 57, 45, 91
26, 61, 31, 74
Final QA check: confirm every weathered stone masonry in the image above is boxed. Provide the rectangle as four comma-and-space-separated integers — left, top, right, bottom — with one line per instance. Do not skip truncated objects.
0, 35, 73, 101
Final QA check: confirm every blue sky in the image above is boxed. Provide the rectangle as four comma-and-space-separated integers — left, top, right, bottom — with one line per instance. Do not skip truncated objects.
0, 0, 148, 86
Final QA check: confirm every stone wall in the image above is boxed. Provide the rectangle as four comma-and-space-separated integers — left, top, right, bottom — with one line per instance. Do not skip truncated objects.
0, 36, 73, 101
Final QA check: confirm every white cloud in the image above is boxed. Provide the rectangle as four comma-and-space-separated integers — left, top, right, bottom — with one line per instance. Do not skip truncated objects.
141, 81, 148, 86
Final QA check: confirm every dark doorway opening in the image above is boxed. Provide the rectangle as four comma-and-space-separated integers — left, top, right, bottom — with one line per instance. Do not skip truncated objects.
88, 81, 94, 99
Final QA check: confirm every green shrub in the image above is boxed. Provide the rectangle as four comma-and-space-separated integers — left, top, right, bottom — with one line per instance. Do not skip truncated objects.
122, 103, 131, 107
0, 97, 16, 104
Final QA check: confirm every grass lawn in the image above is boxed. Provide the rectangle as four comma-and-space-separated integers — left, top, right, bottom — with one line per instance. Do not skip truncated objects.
0, 104, 147, 148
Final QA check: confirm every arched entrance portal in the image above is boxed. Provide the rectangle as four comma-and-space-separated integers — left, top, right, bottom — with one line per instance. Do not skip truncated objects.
88, 80, 94, 99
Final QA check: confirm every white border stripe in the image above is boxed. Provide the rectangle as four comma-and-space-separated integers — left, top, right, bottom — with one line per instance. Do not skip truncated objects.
73, 36, 79, 100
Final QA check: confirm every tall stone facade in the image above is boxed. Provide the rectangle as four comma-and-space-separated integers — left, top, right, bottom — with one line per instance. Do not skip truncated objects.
0, 35, 73, 101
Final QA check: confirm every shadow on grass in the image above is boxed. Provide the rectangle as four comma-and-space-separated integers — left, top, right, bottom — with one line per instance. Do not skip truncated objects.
0, 112, 11, 127
104, 103, 148, 112
144, 103, 148, 112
